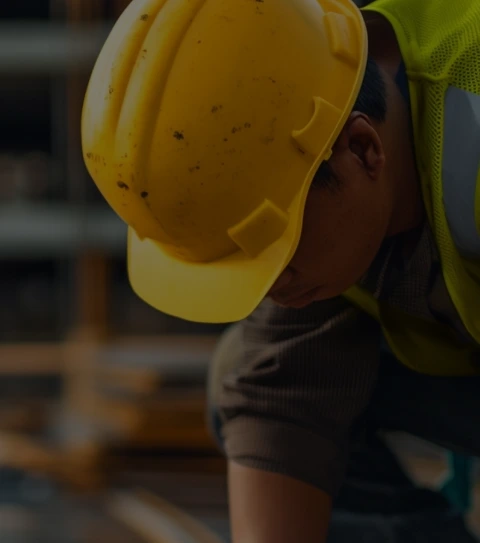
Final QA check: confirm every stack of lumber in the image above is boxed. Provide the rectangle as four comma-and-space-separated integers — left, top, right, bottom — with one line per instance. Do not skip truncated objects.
0, 335, 222, 490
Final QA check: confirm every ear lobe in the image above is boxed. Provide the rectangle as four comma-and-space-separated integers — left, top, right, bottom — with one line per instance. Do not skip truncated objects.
361, 131, 385, 179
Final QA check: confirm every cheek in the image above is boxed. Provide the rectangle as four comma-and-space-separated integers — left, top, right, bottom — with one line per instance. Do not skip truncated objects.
289, 211, 342, 281
327, 213, 386, 292
290, 200, 385, 292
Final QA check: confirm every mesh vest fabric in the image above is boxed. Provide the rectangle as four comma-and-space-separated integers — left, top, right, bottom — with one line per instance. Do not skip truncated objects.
346, 0, 480, 374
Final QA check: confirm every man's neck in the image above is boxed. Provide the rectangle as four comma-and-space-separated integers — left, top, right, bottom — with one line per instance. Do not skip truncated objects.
365, 11, 425, 239
383, 75, 424, 238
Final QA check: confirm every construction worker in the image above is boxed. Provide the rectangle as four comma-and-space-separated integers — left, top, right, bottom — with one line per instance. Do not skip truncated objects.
82, 0, 480, 541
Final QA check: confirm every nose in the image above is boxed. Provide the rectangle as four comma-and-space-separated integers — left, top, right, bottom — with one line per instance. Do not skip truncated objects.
268, 268, 294, 296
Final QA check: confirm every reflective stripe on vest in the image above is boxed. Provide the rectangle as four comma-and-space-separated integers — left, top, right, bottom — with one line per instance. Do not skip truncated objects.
443, 86, 480, 258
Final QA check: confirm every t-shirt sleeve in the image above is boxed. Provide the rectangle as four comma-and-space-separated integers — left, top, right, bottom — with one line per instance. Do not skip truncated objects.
218, 295, 382, 497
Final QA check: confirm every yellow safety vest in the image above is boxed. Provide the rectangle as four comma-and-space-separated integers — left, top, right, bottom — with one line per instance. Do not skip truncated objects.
344, 0, 480, 376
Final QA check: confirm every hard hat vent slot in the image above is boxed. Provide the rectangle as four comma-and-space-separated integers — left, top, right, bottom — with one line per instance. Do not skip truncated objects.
228, 199, 289, 258
324, 10, 359, 67
292, 96, 342, 158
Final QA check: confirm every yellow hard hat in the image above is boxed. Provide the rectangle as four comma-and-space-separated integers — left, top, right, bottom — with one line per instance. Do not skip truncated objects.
82, 0, 367, 323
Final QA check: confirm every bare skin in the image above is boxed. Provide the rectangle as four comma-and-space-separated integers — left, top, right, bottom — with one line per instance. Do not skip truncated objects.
230, 11, 423, 543
229, 463, 332, 543
269, 12, 424, 309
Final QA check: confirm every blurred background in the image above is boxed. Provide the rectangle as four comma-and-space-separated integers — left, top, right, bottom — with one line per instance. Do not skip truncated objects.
1, 1, 478, 542
0, 1, 231, 541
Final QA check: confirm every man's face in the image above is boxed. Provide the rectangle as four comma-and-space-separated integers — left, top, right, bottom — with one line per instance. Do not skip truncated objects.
268, 113, 390, 308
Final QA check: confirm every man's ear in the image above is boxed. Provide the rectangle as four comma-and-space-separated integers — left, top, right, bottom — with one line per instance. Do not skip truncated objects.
333, 112, 385, 179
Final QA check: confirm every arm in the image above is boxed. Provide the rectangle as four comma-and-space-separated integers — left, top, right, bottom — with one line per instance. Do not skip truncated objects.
219, 295, 382, 495
216, 290, 385, 541
213, 243, 396, 542
229, 462, 332, 543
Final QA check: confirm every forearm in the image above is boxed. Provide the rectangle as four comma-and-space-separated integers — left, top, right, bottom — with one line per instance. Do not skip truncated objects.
229, 462, 332, 543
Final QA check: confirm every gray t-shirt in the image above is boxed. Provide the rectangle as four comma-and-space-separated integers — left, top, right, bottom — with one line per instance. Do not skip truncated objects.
217, 222, 478, 496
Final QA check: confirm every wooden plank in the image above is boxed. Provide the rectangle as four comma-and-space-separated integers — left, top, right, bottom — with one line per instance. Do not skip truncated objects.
0, 402, 48, 433
97, 335, 219, 379
77, 391, 215, 449
73, 254, 110, 338
128, 428, 215, 450
108, 490, 224, 543
101, 335, 219, 358
0, 334, 218, 375
0, 429, 107, 492
0, 343, 63, 375
96, 366, 162, 397
0, 431, 59, 473
75, 399, 215, 450
63, 333, 101, 420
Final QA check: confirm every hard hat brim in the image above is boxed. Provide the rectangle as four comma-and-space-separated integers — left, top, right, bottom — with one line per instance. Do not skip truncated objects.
127, 189, 306, 324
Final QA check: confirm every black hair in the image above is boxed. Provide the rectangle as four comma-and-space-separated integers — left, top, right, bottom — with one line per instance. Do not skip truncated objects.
311, 57, 387, 190
352, 56, 387, 122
